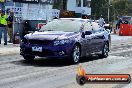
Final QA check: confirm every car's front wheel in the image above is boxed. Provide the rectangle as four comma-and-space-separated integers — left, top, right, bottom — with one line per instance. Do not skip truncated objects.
99, 43, 109, 58
71, 45, 80, 64
23, 55, 35, 62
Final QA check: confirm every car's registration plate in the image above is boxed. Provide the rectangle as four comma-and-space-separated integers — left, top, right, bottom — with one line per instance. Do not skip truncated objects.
32, 47, 42, 52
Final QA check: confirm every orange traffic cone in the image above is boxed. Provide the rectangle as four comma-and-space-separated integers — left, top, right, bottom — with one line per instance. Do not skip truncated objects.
114, 27, 116, 34
77, 64, 86, 76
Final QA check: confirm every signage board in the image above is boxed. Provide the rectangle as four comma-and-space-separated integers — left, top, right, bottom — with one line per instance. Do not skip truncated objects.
40, 0, 52, 4
13, 0, 39, 3
60, 11, 75, 18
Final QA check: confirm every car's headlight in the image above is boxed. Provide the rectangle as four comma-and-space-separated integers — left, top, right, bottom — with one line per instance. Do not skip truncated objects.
54, 39, 71, 46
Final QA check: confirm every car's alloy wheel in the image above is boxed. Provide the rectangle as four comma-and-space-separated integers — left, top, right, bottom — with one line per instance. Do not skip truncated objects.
103, 44, 109, 57
72, 45, 80, 63
99, 43, 109, 58
23, 55, 35, 62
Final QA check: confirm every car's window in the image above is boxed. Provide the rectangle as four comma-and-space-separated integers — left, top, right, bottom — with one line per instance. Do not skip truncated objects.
91, 22, 100, 30
40, 20, 82, 32
99, 28, 104, 32
83, 22, 92, 31
91, 22, 101, 33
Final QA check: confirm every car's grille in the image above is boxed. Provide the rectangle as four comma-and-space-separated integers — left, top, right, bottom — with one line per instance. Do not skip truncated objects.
24, 48, 54, 56
29, 40, 52, 45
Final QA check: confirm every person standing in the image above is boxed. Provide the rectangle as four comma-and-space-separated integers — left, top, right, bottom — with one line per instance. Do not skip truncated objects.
7, 11, 14, 43
117, 18, 122, 29
0, 10, 8, 45
98, 15, 105, 27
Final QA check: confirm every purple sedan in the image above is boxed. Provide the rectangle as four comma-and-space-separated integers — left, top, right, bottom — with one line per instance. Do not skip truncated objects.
20, 18, 111, 64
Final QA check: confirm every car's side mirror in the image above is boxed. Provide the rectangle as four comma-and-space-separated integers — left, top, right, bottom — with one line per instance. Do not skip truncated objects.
85, 31, 92, 35
81, 32, 85, 38
81, 31, 92, 38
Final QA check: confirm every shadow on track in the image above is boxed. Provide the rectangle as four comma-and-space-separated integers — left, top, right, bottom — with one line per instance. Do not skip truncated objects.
11, 55, 104, 67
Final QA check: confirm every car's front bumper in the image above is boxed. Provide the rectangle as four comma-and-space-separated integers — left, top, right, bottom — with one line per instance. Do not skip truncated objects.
20, 44, 74, 58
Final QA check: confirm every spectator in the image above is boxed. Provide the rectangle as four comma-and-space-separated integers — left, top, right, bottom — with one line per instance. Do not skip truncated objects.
7, 11, 14, 43
116, 18, 122, 29
98, 15, 105, 27
0, 10, 8, 45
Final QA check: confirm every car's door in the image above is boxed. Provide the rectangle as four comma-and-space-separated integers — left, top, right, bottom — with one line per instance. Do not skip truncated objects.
82, 22, 94, 55
97, 28, 106, 51
91, 28, 105, 52
80, 33, 91, 56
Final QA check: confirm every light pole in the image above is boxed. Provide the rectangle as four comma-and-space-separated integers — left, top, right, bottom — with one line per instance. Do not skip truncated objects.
108, 0, 110, 22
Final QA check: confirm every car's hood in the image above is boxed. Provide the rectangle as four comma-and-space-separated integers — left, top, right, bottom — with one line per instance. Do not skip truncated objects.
25, 31, 77, 40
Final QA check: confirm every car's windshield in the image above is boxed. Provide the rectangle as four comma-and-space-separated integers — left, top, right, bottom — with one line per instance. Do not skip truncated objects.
122, 16, 132, 23
40, 20, 82, 32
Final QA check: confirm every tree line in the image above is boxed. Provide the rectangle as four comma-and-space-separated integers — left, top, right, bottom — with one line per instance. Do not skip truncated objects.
91, 0, 132, 22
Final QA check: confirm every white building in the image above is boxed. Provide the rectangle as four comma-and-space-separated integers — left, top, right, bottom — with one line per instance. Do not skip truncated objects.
22, 4, 53, 21
22, 3, 60, 21
67, 0, 91, 15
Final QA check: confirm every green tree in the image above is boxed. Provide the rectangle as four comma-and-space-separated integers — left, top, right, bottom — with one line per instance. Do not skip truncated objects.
91, 0, 109, 21
53, 0, 67, 10
91, 0, 132, 22
111, 0, 132, 21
